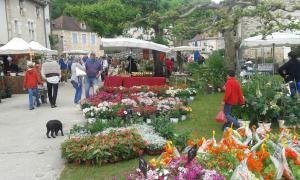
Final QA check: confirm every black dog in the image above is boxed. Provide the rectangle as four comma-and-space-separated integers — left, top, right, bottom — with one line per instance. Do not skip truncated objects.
46, 120, 64, 138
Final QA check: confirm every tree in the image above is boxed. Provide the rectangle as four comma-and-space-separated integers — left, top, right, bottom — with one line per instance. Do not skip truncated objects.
166, 0, 300, 69
50, 0, 99, 19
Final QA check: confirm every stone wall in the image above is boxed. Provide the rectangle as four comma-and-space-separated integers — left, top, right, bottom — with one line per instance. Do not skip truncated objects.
52, 30, 104, 56
4, 0, 50, 47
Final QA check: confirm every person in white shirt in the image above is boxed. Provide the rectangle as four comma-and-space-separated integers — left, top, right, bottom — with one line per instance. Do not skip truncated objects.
41, 58, 61, 108
70, 57, 86, 104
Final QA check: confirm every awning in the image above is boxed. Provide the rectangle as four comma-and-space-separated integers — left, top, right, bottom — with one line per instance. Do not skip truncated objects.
101, 38, 170, 52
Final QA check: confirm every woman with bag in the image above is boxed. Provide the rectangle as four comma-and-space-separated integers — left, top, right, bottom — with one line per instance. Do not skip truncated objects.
71, 57, 86, 105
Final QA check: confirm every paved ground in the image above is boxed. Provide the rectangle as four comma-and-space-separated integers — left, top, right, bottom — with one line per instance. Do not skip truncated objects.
0, 83, 85, 180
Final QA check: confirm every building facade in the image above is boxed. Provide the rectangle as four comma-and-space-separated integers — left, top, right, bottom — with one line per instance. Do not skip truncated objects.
0, 0, 51, 48
51, 16, 104, 56
238, 1, 300, 64
188, 33, 225, 53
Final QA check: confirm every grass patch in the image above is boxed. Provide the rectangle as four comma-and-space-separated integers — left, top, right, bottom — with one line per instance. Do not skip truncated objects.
174, 93, 224, 140
60, 93, 224, 180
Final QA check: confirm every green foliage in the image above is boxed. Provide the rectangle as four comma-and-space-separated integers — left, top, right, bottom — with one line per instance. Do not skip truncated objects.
61, 130, 145, 165
65, 0, 137, 37
150, 116, 175, 140
187, 50, 226, 94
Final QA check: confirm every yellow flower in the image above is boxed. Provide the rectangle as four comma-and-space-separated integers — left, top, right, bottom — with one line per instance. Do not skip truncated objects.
149, 158, 158, 168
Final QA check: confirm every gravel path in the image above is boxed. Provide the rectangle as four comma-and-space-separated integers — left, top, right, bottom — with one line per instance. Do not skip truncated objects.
0, 83, 85, 180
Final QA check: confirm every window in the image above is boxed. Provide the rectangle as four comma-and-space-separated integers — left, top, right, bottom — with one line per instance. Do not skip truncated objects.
91, 34, 96, 45
19, 0, 25, 15
81, 23, 86, 30
14, 20, 21, 35
82, 34, 87, 44
36, 6, 40, 18
28, 21, 34, 40
72, 33, 78, 44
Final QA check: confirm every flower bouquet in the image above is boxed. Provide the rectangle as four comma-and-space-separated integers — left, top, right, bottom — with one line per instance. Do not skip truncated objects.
283, 147, 300, 179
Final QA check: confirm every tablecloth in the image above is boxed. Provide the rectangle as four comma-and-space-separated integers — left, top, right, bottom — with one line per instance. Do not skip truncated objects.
104, 76, 167, 88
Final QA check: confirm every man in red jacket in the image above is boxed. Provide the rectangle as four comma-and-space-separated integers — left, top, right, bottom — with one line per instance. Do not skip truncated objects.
222, 70, 245, 130
23, 62, 41, 110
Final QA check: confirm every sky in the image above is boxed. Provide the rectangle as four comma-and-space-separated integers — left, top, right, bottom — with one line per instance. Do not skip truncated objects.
212, 0, 223, 3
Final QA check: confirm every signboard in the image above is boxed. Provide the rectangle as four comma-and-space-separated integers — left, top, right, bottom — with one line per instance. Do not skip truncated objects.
139, 157, 148, 178
187, 145, 198, 162
258, 63, 273, 72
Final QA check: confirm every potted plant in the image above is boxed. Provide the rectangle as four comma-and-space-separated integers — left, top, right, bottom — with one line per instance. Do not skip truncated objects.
169, 109, 181, 123
179, 106, 192, 121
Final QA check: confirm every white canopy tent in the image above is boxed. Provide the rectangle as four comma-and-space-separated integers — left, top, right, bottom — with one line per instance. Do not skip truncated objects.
239, 32, 300, 74
240, 32, 300, 48
101, 38, 170, 53
0, 37, 32, 55
171, 46, 203, 52
29, 41, 57, 55
62, 50, 90, 55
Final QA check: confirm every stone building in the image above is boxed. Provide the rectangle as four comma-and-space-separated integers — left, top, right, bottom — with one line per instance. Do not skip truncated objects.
0, 0, 51, 47
188, 33, 225, 53
51, 15, 104, 56
238, 1, 300, 64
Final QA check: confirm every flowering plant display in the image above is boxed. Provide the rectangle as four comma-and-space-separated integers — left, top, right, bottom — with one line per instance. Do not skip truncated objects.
100, 124, 167, 154
179, 106, 192, 115
284, 147, 300, 179
61, 130, 145, 166
127, 141, 225, 180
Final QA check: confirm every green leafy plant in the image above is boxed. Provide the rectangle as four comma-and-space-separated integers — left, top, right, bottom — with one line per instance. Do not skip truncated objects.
61, 130, 145, 166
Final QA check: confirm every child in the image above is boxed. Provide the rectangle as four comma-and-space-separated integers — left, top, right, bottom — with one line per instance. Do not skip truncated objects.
23, 62, 41, 110
222, 70, 245, 130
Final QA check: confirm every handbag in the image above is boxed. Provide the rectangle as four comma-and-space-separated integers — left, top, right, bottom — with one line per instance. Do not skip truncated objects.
215, 111, 227, 123
75, 67, 86, 76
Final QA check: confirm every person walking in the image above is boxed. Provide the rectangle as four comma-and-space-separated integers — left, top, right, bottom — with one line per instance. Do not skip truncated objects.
59, 55, 68, 83
166, 58, 174, 77
71, 57, 86, 105
23, 62, 41, 110
41, 58, 61, 108
222, 70, 245, 130
278, 51, 300, 96
85, 52, 102, 98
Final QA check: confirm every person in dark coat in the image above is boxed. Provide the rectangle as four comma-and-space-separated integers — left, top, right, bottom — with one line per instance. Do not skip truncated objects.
278, 51, 300, 96
126, 56, 138, 73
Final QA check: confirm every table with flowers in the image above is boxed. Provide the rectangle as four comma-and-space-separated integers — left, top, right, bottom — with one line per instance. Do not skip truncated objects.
104, 76, 167, 88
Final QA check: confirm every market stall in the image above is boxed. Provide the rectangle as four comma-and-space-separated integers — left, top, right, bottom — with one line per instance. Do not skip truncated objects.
101, 38, 170, 88
0, 38, 56, 95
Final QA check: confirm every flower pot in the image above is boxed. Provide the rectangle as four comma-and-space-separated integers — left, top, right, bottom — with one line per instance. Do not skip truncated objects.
278, 120, 286, 129
239, 120, 250, 129
258, 122, 272, 131
87, 118, 96, 123
181, 115, 187, 121
170, 118, 179, 123
189, 96, 195, 101
146, 118, 152, 124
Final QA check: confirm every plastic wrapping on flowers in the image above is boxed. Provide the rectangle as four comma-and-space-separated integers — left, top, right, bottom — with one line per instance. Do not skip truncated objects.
127, 126, 300, 179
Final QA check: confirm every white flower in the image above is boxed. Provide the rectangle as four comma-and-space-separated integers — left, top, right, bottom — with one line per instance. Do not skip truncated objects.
124, 111, 128, 115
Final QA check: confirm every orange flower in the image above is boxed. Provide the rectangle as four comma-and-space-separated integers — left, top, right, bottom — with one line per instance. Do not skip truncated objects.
236, 151, 245, 161
294, 159, 300, 166
286, 148, 298, 159
187, 140, 195, 146
247, 154, 263, 173
265, 173, 274, 180
198, 139, 204, 146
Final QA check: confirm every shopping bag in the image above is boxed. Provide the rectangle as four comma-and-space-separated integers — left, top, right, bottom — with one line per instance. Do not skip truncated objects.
215, 111, 227, 123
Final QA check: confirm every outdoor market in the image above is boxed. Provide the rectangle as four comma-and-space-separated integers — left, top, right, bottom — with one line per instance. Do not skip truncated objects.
0, 0, 300, 180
